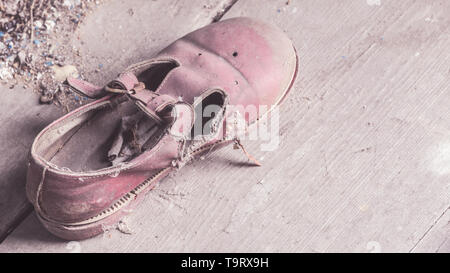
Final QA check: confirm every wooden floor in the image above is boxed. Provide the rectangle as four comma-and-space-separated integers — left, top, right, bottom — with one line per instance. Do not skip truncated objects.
0, 0, 449, 252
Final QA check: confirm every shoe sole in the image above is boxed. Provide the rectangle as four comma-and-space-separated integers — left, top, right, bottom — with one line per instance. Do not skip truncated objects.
36, 46, 299, 241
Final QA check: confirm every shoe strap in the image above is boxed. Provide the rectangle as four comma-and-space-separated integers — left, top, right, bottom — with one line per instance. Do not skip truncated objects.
133, 93, 177, 124
67, 71, 140, 98
67, 72, 178, 124
67, 77, 104, 98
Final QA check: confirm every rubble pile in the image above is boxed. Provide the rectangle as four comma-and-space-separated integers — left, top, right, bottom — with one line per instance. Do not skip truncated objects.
0, 0, 103, 108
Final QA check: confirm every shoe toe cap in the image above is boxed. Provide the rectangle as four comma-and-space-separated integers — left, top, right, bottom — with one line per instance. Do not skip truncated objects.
186, 17, 297, 106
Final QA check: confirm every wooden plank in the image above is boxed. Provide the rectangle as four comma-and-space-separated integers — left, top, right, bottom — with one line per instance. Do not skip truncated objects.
0, 86, 61, 242
411, 208, 450, 253
72, 0, 237, 87
1, 0, 450, 252
218, 0, 450, 253
0, 0, 235, 247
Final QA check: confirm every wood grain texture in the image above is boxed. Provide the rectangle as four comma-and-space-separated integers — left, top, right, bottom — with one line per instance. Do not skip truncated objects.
72, 0, 236, 86
411, 208, 449, 253
0, 0, 234, 246
220, 0, 450, 253
0, 86, 61, 242
1, 0, 449, 252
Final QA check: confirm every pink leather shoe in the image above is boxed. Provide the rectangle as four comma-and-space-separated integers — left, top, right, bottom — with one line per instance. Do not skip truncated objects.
26, 17, 298, 240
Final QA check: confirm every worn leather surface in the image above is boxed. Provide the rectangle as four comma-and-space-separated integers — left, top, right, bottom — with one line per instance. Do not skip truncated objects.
27, 17, 297, 224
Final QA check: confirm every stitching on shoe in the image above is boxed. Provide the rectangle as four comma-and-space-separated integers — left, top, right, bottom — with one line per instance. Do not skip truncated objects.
35, 131, 174, 180
38, 139, 227, 227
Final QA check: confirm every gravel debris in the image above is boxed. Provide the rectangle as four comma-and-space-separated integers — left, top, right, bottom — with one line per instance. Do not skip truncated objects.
117, 219, 133, 235
0, 0, 106, 109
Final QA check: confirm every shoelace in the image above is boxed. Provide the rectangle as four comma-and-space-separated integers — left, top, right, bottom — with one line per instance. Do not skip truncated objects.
233, 139, 262, 166
176, 137, 261, 168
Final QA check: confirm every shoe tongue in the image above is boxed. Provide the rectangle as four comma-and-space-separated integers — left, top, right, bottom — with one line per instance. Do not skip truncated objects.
108, 100, 194, 166
130, 91, 194, 137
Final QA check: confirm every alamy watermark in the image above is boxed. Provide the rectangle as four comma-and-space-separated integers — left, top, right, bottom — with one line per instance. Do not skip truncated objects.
171, 101, 281, 152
